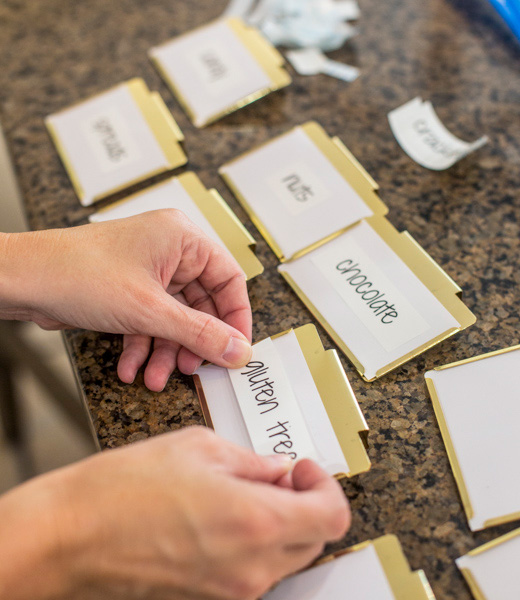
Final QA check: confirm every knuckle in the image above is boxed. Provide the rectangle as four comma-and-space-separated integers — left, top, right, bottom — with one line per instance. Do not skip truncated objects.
194, 314, 218, 348
159, 207, 186, 226
228, 568, 274, 600
241, 508, 280, 546
184, 425, 214, 446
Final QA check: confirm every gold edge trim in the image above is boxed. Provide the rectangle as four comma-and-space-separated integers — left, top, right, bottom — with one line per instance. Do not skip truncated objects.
366, 216, 476, 329
373, 325, 460, 379
227, 18, 292, 88
220, 171, 287, 260
332, 136, 380, 191
425, 377, 475, 522
221, 166, 372, 263
483, 511, 520, 529
302, 122, 388, 218
316, 536, 435, 600
278, 270, 368, 379
431, 344, 520, 373
398, 230, 462, 297
459, 568, 487, 600
193, 374, 215, 431
293, 324, 371, 477
127, 80, 187, 169
47, 78, 183, 206
88, 166, 170, 206
466, 527, 520, 556
150, 92, 185, 142
149, 18, 290, 128
45, 119, 86, 203
279, 270, 465, 382
208, 190, 256, 246
220, 121, 389, 261
93, 176, 176, 215
149, 53, 201, 125
178, 173, 264, 280
207, 189, 265, 280
373, 536, 437, 600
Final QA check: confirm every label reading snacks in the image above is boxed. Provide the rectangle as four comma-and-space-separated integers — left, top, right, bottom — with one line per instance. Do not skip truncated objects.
149, 19, 290, 127
45, 79, 186, 207
228, 337, 318, 461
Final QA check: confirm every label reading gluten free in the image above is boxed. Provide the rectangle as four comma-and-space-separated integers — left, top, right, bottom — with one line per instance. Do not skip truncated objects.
81, 107, 141, 173
228, 337, 318, 461
312, 236, 429, 352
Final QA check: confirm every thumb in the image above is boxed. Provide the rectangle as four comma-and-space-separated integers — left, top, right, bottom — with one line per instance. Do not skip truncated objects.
151, 293, 252, 368
225, 448, 294, 484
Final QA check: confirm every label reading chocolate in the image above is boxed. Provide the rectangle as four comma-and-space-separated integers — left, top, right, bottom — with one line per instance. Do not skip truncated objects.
228, 337, 318, 461
312, 236, 430, 351
267, 161, 330, 216
81, 107, 141, 173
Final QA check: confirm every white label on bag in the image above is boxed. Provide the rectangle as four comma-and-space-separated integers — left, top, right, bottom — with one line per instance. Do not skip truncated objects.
80, 107, 141, 173
312, 235, 429, 352
228, 337, 318, 461
388, 97, 488, 171
267, 161, 330, 215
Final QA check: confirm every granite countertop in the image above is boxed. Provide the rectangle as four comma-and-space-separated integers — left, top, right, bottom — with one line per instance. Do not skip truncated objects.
2, 0, 520, 597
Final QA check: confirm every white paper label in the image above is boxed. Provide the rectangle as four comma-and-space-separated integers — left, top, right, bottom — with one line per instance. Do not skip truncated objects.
312, 236, 429, 352
80, 107, 141, 173
189, 42, 243, 97
220, 126, 374, 259
46, 83, 170, 206
267, 161, 330, 215
228, 337, 318, 461
388, 97, 488, 170
457, 534, 520, 600
150, 21, 272, 127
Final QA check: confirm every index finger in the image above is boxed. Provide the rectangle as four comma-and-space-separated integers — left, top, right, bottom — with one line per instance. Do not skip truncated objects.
197, 245, 253, 343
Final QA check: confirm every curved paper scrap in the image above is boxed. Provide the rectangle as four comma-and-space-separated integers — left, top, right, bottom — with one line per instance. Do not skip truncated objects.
388, 97, 488, 170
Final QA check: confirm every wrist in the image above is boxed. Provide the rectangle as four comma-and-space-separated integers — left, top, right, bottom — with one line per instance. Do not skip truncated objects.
0, 230, 56, 322
0, 465, 91, 600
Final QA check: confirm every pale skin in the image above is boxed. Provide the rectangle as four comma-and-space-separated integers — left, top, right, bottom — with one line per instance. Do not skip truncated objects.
0, 210, 351, 600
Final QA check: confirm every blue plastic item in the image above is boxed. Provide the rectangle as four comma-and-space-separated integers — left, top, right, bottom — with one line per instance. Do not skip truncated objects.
488, 0, 520, 41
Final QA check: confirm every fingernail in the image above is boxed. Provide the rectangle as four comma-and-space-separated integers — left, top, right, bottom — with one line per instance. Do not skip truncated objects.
186, 359, 203, 376
268, 455, 294, 470
222, 336, 252, 367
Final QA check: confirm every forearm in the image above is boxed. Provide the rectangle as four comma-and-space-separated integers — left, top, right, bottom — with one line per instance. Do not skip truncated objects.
0, 471, 80, 600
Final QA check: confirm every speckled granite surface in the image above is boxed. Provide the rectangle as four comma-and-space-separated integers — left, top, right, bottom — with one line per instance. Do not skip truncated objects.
2, 0, 520, 597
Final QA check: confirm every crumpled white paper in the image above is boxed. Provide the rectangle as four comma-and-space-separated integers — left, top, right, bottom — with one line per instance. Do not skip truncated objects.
222, 0, 360, 80
388, 97, 489, 171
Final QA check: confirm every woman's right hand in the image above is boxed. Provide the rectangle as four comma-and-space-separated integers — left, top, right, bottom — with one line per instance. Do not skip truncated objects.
0, 427, 351, 600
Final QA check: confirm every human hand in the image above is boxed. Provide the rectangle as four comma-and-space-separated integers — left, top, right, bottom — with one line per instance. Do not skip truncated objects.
0, 427, 351, 600
0, 210, 253, 390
